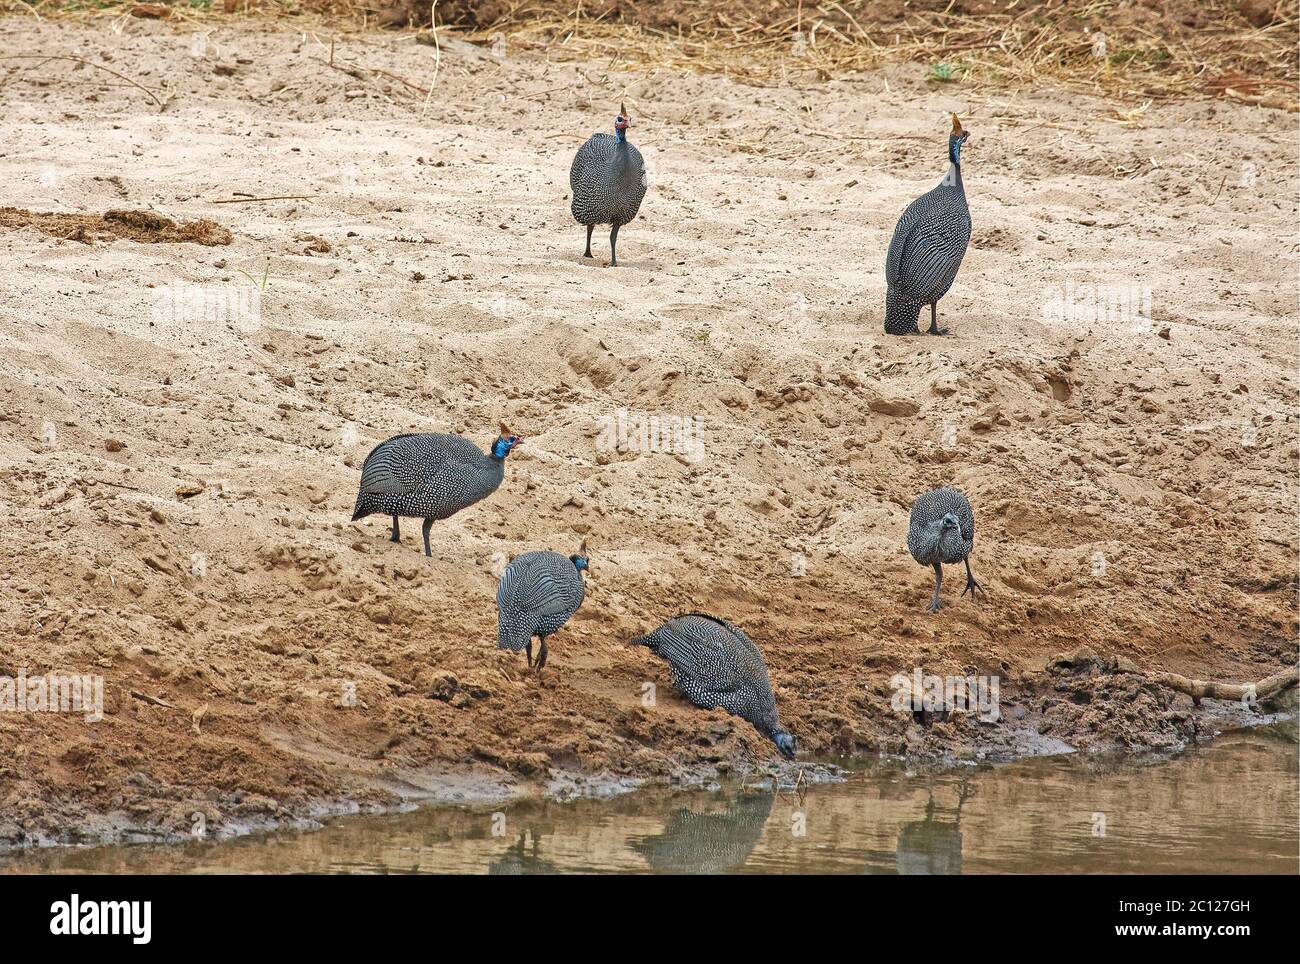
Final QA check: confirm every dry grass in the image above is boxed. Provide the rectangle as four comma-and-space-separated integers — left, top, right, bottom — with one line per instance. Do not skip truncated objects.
1, 0, 1295, 109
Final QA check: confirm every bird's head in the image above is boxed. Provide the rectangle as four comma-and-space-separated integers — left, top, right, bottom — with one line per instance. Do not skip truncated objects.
615, 103, 630, 138
948, 113, 970, 163
773, 731, 798, 760
940, 512, 961, 534
570, 538, 590, 572
491, 422, 522, 459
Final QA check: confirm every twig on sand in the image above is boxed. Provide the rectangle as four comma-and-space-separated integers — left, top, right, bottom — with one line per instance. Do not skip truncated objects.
420, 1, 443, 119
0, 54, 166, 108
211, 195, 316, 204
130, 690, 176, 709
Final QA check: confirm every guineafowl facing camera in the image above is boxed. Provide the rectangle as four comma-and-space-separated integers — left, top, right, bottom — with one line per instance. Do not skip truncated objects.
570, 102, 647, 267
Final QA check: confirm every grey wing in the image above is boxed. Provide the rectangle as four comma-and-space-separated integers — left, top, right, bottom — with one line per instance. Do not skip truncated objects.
885, 197, 927, 286
501, 556, 577, 618
360, 435, 478, 500
655, 620, 745, 692
570, 134, 613, 189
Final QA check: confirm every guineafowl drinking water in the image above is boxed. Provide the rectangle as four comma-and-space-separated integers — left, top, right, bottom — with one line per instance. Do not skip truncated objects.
907, 486, 983, 612
885, 114, 972, 336
632, 613, 796, 760
350, 424, 521, 557
496, 548, 588, 672
570, 102, 647, 267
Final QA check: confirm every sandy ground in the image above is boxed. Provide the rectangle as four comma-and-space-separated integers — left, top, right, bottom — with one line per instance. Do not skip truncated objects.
0, 17, 1296, 846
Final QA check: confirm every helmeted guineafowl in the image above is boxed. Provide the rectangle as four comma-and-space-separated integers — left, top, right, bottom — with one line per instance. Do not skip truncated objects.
570, 102, 647, 267
350, 423, 522, 557
906, 486, 983, 612
496, 547, 588, 672
885, 114, 972, 336
632, 613, 796, 760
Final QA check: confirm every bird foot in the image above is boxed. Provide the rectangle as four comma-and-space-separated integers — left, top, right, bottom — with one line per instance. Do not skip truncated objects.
926, 326, 951, 336
962, 577, 984, 599
927, 598, 943, 613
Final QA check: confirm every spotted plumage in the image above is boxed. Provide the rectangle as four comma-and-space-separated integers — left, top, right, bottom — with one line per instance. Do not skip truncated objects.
632, 613, 796, 760
570, 103, 647, 267
350, 424, 521, 557
885, 114, 972, 336
632, 792, 774, 874
496, 549, 588, 672
907, 486, 982, 612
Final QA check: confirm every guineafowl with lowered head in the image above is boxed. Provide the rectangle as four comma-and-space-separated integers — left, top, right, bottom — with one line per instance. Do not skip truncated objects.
632, 613, 796, 760
570, 102, 647, 267
350, 423, 522, 557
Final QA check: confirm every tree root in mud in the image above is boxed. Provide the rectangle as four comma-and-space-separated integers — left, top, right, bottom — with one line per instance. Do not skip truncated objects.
1145, 665, 1298, 708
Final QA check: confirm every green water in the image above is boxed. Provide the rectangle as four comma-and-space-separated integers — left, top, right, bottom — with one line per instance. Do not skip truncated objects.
4, 728, 1296, 874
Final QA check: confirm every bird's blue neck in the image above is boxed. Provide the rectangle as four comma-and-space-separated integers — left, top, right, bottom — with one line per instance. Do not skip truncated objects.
616, 127, 627, 144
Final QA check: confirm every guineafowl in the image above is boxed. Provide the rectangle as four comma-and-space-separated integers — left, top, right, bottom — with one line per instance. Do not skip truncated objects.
350, 423, 522, 557
632, 613, 796, 760
885, 114, 972, 336
570, 102, 647, 267
496, 548, 588, 672
907, 486, 983, 612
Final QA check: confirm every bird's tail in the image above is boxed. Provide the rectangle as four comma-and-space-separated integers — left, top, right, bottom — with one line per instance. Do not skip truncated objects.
629, 631, 656, 652
885, 287, 923, 336
351, 493, 375, 522
497, 623, 531, 653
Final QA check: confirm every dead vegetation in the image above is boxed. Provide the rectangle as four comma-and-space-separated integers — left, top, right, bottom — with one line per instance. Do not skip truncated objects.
2, 1, 1295, 110
0, 207, 232, 244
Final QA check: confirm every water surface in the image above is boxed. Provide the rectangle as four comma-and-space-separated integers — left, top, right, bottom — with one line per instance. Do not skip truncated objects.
5, 728, 1296, 874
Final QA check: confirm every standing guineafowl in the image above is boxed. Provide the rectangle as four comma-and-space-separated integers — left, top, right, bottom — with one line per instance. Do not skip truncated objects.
570, 102, 647, 267
496, 548, 588, 673
632, 613, 796, 760
907, 486, 983, 612
885, 114, 972, 336
350, 423, 522, 558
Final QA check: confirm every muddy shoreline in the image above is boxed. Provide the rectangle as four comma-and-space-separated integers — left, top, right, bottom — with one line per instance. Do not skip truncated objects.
3, 667, 1292, 853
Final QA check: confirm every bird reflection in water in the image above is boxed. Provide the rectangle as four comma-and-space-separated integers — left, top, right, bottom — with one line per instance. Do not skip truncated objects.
894, 776, 973, 876
632, 792, 776, 874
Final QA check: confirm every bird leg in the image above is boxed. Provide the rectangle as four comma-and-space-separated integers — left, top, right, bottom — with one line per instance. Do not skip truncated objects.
962, 558, 984, 599
535, 637, 549, 672
525, 640, 534, 668
926, 303, 949, 336
928, 562, 944, 612
584, 224, 594, 259
609, 224, 620, 267
421, 518, 433, 558
390, 515, 401, 542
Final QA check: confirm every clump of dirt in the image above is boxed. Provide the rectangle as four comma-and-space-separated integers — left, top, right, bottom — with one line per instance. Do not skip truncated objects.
0, 207, 232, 245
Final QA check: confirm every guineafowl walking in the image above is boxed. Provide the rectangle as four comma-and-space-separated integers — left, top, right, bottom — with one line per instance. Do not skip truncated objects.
907, 486, 983, 612
885, 114, 972, 336
350, 423, 522, 557
570, 102, 647, 267
632, 613, 796, 760
496, 548, 588, 672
